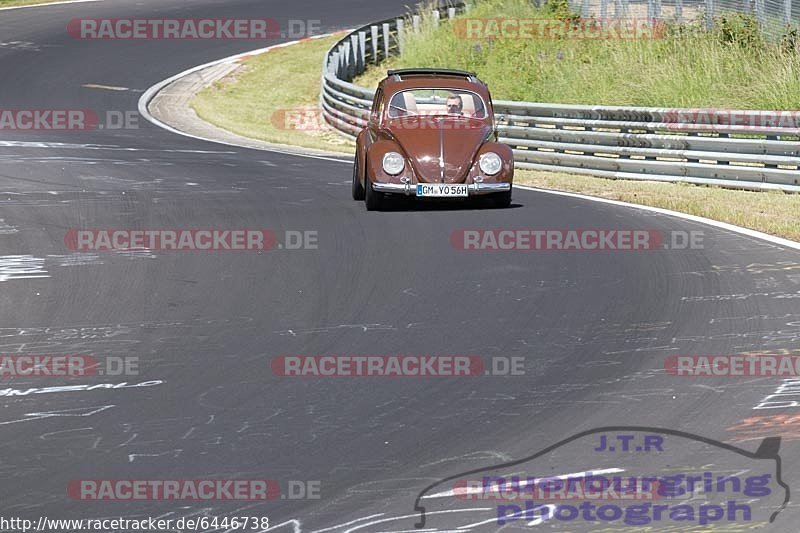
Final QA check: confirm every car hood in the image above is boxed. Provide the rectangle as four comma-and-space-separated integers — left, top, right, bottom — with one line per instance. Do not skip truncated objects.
388, 117, 492, 183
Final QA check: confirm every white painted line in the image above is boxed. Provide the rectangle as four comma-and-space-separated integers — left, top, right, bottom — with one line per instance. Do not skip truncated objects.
137, 32, 352, 164
339, 509, 492, 533
514, 184, 800, 251
82, 83, 129, 91
0, 0, 101, 11
309, 515, 384, 533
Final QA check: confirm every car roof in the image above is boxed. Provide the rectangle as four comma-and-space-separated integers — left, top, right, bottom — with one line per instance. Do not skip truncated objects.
378, 69, 490, 97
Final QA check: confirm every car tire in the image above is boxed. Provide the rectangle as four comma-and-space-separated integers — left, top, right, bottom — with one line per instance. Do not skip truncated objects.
364, 175, 384, 211
351, 162, 365, 201
489, 191, 511, 209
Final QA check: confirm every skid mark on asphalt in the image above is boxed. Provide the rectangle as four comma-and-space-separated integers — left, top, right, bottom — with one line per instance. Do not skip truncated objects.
0, 405, 114, 426
274, 324, 396, 336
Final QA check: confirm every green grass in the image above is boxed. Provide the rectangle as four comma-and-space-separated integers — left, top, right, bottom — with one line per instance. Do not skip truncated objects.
515, 169, 800, 241
355, 0, 800, 108
192, 34, 353, 153
0, 0, 68, 7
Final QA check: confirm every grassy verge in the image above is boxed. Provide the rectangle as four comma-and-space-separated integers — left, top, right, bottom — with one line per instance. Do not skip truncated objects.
355, 0, 800, 108
192, 35, 353, 153
190, 24, 800, 243
515, 169, 800, 241
0, 0, 70, 7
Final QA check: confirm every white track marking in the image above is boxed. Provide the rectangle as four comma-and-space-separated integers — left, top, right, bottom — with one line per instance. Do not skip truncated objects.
514, 184, 800, 251
310, 515, 384, 533
0, 405, 114, 426
82, 84, 129, 91
137, 33, 352, 164
340, 510, 493, 533
0, 255, 48, 281
0, 0, 101, 11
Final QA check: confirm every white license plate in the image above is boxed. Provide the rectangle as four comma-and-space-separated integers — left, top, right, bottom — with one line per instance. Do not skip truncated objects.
416, 184, 469, 197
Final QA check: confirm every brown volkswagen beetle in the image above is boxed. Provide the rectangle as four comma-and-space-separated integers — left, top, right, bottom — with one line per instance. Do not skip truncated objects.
352, 68, 513, 210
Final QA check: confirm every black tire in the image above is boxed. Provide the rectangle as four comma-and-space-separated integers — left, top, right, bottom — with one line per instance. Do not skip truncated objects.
364, 175, 384, 211
489, 191, 511, 209
351, 161, 365, 201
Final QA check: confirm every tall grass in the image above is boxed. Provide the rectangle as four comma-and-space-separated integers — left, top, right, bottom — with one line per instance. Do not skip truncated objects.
356, 0, 800, 108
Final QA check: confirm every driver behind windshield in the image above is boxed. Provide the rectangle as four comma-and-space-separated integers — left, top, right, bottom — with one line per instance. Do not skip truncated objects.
446, 94, 463, 116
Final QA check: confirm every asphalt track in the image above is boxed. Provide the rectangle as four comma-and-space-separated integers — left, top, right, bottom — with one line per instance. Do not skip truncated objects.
1, 0, 800, 531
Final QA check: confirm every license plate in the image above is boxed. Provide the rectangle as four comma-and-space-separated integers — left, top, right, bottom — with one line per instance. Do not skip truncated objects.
416, 184, 468, 197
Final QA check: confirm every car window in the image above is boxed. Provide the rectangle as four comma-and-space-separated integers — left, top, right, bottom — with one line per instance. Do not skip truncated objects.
371, 88, 383, 123
387, 89, 487, 119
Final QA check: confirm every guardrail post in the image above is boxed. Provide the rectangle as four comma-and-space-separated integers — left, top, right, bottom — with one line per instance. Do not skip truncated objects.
396, 18, 405, 54
448, 7, 456, 19
675, 0, 683, 23
581, 0, 590, 17
370, 25, 379, 63
705, 0, 714, 29
339, 42, 352, 81
432, 10, 440, 27
349, 34, 360, 78
601, 0, 608, 19
382, 22, 391, 59
755, 0, 765, 26
785, 0, 792, 24
358, 31, 367, 73
413, 14, 421, 32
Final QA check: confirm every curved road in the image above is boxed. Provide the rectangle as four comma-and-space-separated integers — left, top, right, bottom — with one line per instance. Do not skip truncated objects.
1, 0, 799, 531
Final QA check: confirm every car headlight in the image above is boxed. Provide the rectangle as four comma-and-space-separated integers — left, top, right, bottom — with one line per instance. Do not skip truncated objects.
382, 152, 405, 175
479, 152, 503, 175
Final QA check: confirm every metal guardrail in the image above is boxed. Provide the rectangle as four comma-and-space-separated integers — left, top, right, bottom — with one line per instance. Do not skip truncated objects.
567, 0, 800, 38
320, 5, 800, 192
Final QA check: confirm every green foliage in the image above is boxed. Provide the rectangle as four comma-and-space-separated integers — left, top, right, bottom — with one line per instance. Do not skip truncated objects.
542, 0, 581, 25
714, 12, 764, 48
354, 0, 800, 108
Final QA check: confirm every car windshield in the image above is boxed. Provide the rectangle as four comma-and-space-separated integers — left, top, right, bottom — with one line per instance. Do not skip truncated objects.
387, 88, 487, 119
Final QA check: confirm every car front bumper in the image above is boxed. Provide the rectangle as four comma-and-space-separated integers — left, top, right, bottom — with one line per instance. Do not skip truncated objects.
371, 181, 511, 196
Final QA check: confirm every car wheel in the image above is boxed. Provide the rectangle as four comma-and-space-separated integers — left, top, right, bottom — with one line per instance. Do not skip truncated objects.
489, 191, 511, 209
364, 175, 384, 211
351, 161, 365, 201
